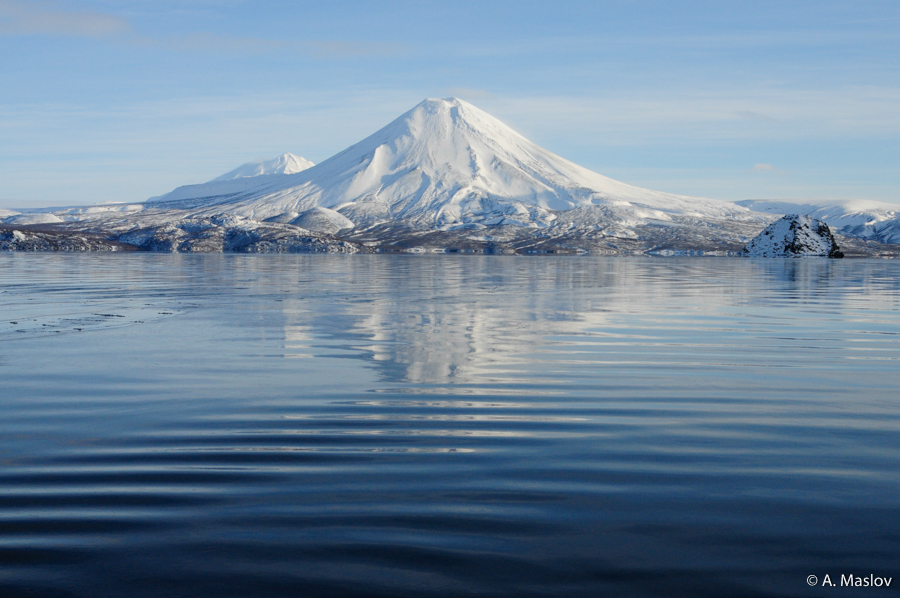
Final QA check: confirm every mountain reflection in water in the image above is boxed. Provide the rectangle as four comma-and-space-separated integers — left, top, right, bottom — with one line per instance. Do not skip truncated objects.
1, 254, 898, 598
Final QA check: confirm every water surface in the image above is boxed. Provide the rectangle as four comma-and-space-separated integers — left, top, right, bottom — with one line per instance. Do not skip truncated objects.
1, 254, 899, 597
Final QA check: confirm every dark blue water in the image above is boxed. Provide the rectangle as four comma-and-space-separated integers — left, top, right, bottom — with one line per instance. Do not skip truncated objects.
1, 254, 898, 597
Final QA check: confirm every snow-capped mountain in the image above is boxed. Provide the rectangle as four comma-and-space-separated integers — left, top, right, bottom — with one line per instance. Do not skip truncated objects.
10, 98, 900, 255
149, 97, 757, 232
743, 214, 843, 258
146, 153, 315, 205
737, 199, 900, 245
210, 153, 315, 181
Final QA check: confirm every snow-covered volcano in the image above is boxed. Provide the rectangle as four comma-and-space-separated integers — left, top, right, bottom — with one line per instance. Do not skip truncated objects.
211, 153, 314, 181
149, 98, 754, 230
147, 152, 315, 204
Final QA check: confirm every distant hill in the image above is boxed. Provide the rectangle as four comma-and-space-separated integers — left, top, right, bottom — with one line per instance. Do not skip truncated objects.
738, 199, 900, 245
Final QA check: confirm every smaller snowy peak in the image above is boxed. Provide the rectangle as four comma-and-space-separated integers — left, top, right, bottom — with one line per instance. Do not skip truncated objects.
743, 215, 843, 258
210, 153, 315, 182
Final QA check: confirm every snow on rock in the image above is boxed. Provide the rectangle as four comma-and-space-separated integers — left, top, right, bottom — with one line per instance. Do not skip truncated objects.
210, 153, 315, 181
146, 175, 292, 208
3, 213, 64, 225
742, 214, 844, 258
62, 204, 144, 216
0, 204, 143, 225
288, 207, 354, 234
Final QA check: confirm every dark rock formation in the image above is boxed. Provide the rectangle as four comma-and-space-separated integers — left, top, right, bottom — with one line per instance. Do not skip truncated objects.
0, 227, 132, 252
743, 215, 843, 258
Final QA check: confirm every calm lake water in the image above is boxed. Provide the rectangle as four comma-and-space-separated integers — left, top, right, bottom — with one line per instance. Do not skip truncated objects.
1, 254, 898, 598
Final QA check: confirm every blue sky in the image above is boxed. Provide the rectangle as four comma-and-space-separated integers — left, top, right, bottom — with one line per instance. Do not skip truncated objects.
1, 0, 898, 207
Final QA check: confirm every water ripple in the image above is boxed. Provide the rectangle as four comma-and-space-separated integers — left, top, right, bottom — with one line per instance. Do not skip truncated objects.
1, 255, 899, 597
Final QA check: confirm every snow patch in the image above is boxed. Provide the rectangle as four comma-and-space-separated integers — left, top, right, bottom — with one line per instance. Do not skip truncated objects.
288, 207, 354, 234
4, 213, 64, 225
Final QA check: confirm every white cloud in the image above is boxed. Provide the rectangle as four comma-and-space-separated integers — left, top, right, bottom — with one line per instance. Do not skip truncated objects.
752, 163, 778, 172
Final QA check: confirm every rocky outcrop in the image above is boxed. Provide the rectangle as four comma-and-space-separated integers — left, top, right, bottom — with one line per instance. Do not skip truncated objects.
742, 215, 844, 258
0, 227, 130, 251
114, 218, 362, 253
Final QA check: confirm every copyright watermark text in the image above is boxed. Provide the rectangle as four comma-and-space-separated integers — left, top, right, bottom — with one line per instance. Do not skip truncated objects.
808, 574, 893, 588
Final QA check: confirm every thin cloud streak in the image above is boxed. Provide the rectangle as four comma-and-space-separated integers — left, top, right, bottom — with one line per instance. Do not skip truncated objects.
0, 0, 131, 37
4, 85, 900, 165
448, 27, 899, 60
141, 32, 406, 58
0, 1, 405, 58
486, 87, 900, 146
735, 111, 779, 123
